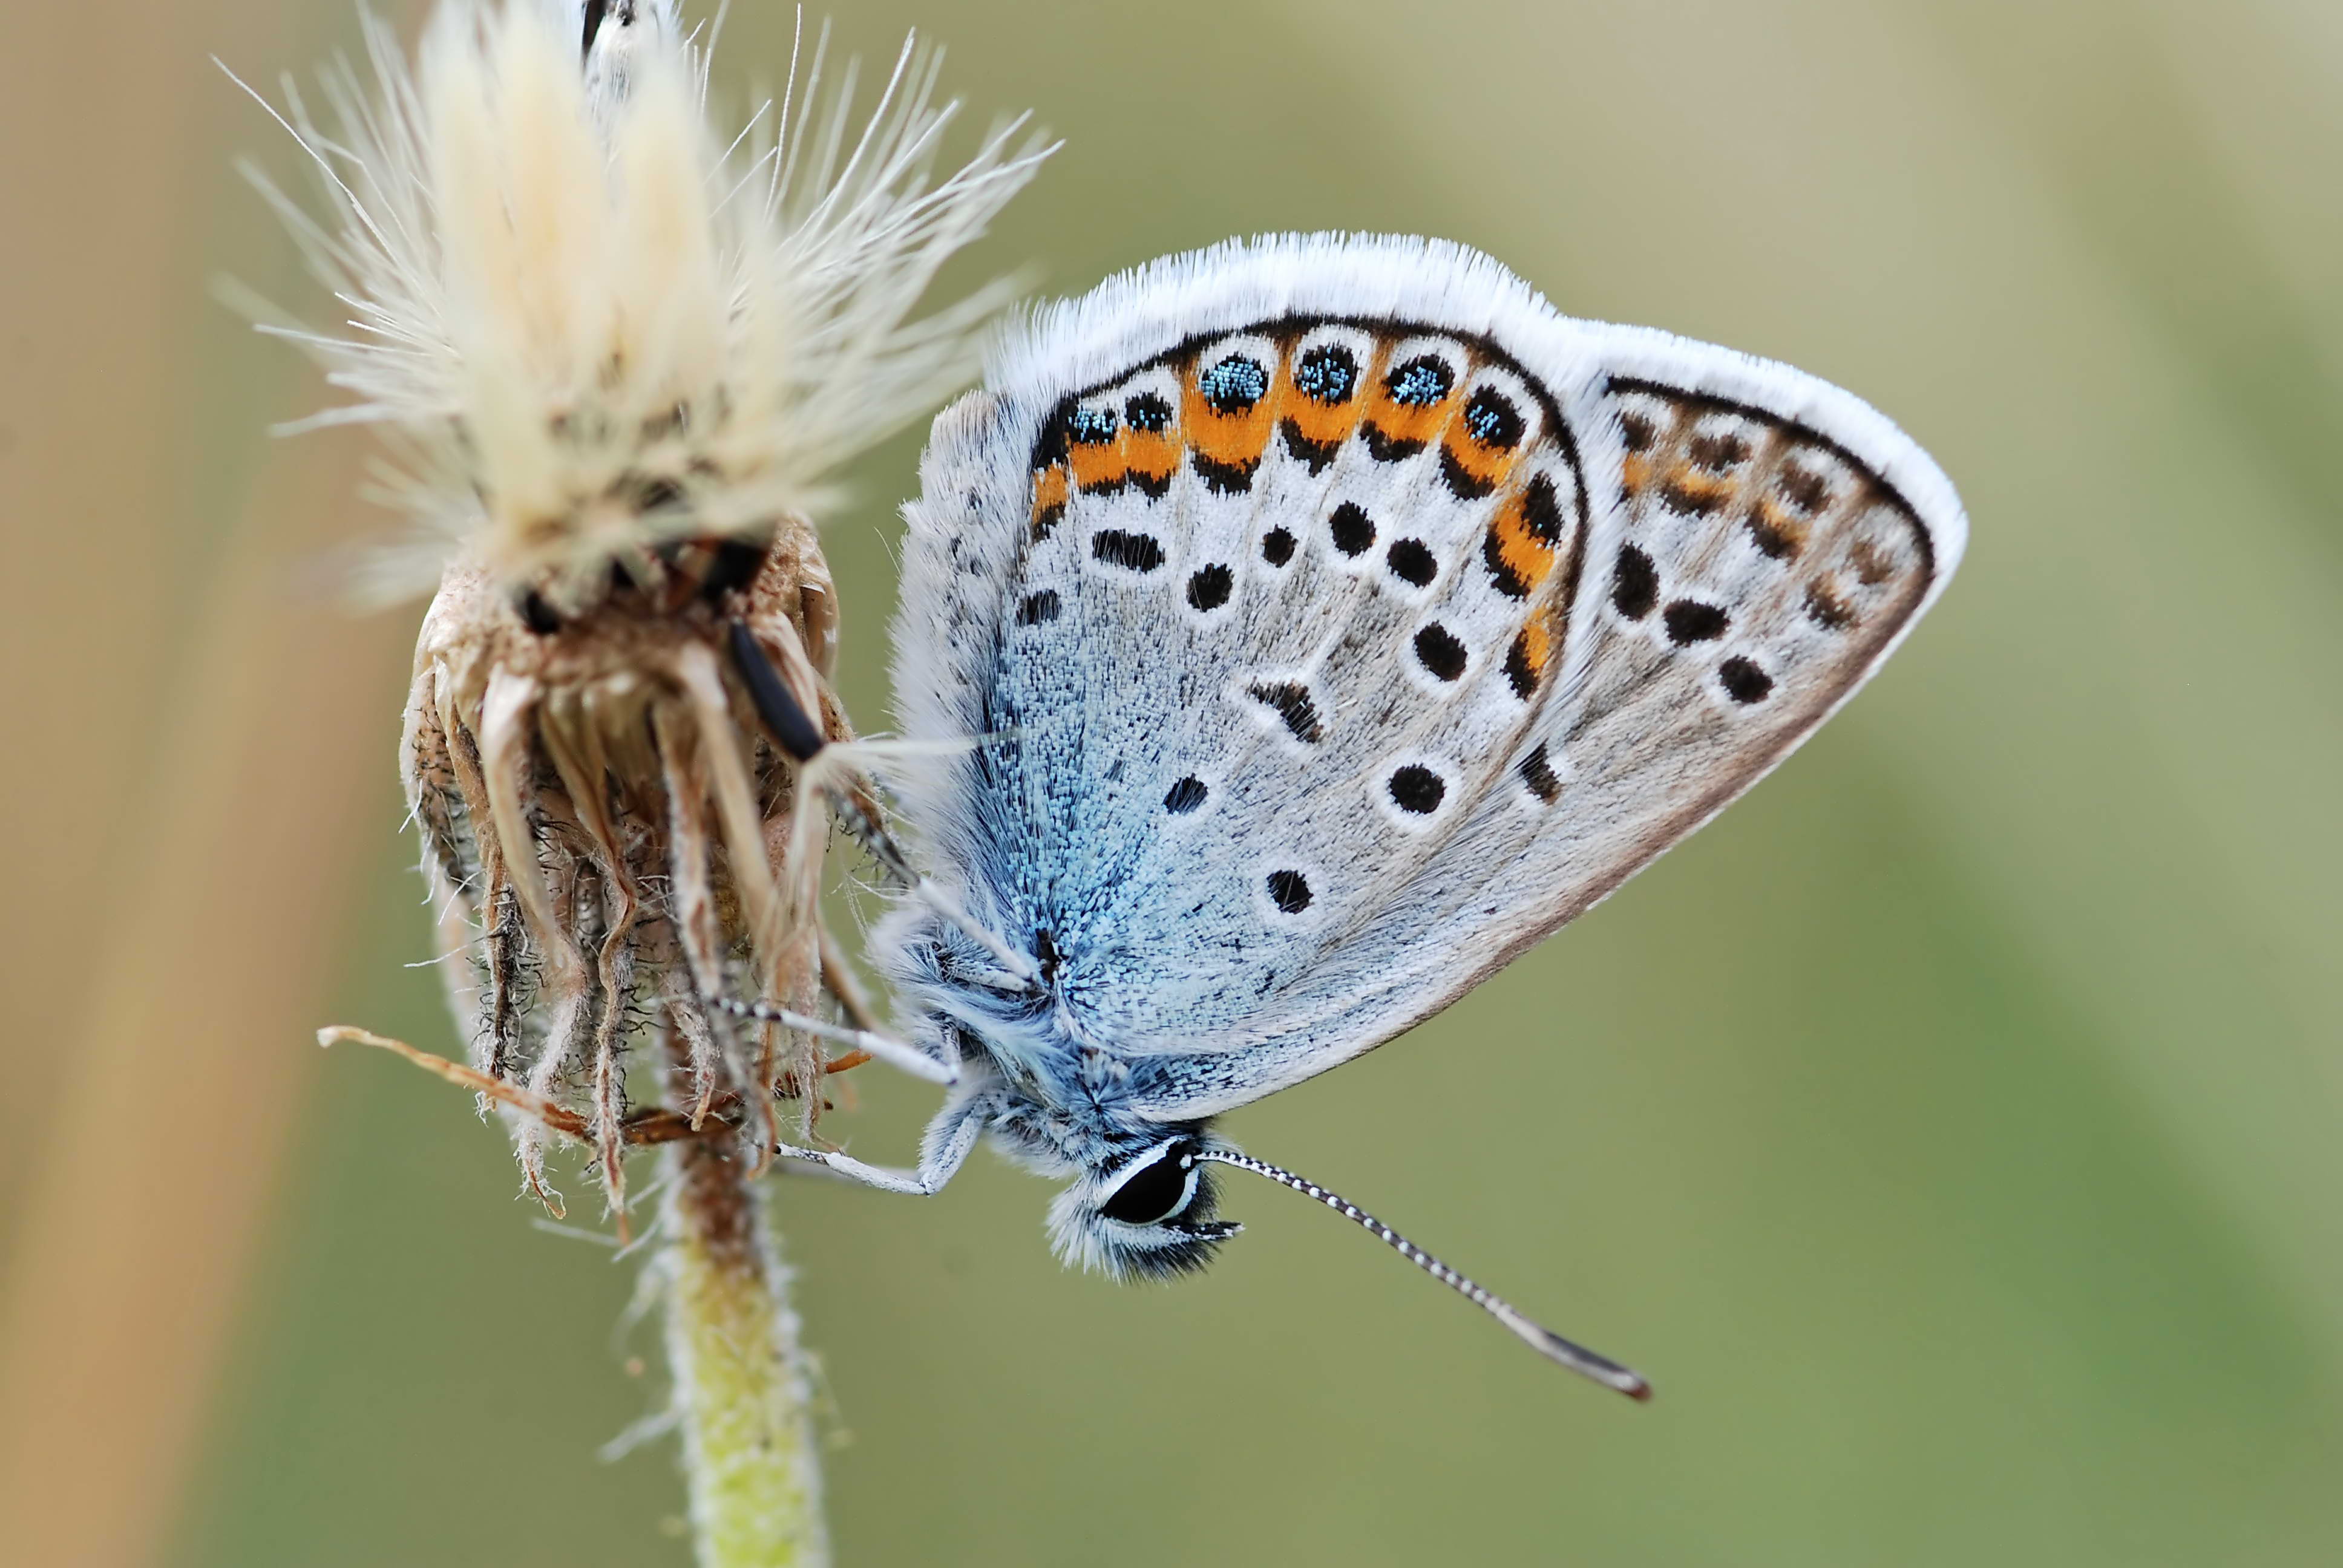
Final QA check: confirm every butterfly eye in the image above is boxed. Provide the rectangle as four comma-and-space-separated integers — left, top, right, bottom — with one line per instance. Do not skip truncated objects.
1097, 1143, 1198, 1226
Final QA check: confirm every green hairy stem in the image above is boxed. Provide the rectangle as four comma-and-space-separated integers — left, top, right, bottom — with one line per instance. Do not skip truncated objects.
663, 1122, 830, 1568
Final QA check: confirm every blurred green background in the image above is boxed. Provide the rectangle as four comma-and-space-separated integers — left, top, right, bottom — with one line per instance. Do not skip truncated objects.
5, 1, 2342, 1564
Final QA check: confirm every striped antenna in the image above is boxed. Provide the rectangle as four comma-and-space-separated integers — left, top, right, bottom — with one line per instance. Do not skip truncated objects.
1198, 1149, 1651, 1400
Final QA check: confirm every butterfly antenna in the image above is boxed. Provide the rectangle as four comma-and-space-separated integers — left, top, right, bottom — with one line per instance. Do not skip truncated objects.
726, 621, 1039, 985
1196, 1149, 1651, 1400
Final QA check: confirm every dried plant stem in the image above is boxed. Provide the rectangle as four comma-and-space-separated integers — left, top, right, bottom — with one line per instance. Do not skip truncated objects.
662, 1032, 829, 1568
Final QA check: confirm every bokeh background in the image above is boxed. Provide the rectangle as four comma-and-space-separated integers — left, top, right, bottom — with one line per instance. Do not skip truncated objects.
6, 1, 2343, 1564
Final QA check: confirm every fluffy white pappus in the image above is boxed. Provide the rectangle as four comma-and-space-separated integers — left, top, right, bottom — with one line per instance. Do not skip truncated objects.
231, 1, 1052, 609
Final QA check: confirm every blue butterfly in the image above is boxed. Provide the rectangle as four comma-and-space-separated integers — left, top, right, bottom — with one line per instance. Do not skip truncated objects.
729, 233, 1965, 1397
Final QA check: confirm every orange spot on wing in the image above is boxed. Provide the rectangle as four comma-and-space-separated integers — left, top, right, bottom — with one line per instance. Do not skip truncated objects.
1622, 452, 1653, 498
1124, 422, 1179, 494
1743, 496, 1809, 559
1503, 601, 1567, 699
1183, 359, 1280, 478
1280, 356, 1363, 449
1360, 345, 1462, 452
1519, 615, 1553, 677
1618, 403, 1670, 502
1031, 463, 1068, 538
1656, 463, 1735, 517
1489, 518, 1555, 592
1440, 426, 1522, 497
1485, 475, 1565, 596
1067, 436, 1128, 494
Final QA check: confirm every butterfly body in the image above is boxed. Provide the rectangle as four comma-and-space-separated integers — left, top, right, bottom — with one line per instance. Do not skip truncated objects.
844, 233, 1961, 1316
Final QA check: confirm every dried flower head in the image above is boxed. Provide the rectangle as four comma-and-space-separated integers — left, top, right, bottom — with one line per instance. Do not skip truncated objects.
247, 0, 1043, 609
239, 0, 1046, 1214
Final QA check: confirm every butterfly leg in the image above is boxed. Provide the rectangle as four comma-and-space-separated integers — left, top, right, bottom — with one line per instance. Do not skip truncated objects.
706, 994, 957, 1086
726, 621, 1038, 986
768, 1086, 995, 1197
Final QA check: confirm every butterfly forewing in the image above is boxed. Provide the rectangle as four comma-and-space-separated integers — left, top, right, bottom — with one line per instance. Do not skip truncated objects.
1553, 374, 1938, 842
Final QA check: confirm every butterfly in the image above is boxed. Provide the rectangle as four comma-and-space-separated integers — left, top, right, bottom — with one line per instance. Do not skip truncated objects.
729, 232, 1966, 1398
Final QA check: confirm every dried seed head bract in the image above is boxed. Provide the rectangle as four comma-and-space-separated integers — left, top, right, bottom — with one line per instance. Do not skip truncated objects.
239, 0, 1048, 1218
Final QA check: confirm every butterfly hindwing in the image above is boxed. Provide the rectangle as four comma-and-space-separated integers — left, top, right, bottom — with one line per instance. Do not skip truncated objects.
910, 314, 1593, 1051
1124, 332, 1962, 1116
1525, 356, 1950, 907
885, 237, 1963, 1116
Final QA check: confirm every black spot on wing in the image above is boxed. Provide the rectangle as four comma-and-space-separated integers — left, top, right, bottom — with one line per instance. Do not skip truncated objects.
1164, 776, 1208, 814
1519, 473, 1565, 544
1186, 564, 1234, 612
1464, 385, 1525, 449
1329, 503, 1375, 556
1266, 869, 1313, 913
1293, 343, 1358, 403
1029, 405, 1070, 470
1385, 355, 1453, 405
1386, 765, 1445, 815
1363, 423, 1425, 463
1199, 355, 1269, 414
1502, 631, 1539, 698
1519, 743, 1562, 803
1386, 538, 1437, 587
1260, 527, 1296, 566
1745, 508, 1800, 558
1663, 599, 1729, 644
1413, 624, 1467, 682
1483, 531, 1530, 599
1719, 656, 1774, 704
1659, 477, 1728, 517
1778, 465, 1832, 514
1687, 430, 1749, 470
1192, 452, 1257, 494
1017, 589, 1060, 626
1611, 545, 1658, 619
1093, 530, 1166, 573
1804, 581, 1855, 630
1438, 446, 1496, 500
1247, 681, 1323, 743
1280, 419, 1340, 474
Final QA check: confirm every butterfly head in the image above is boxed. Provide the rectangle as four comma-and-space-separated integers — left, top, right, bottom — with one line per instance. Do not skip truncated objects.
1045, 1132, 1244, 1281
